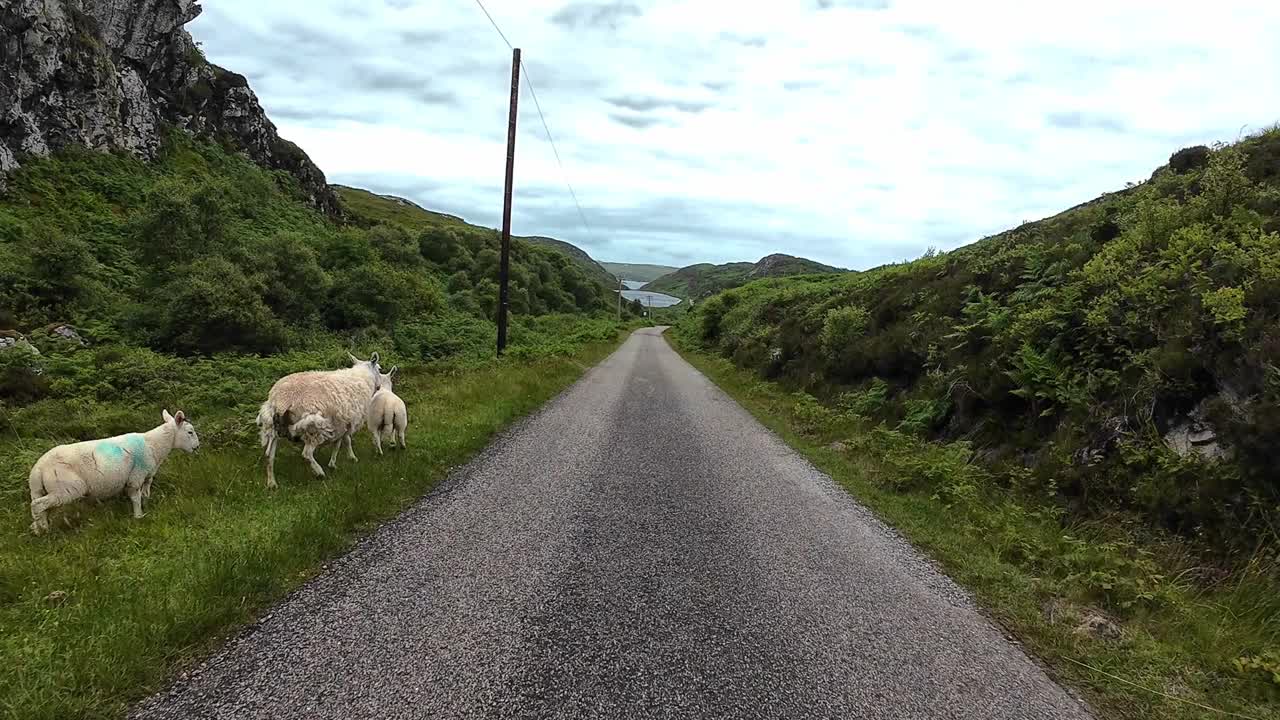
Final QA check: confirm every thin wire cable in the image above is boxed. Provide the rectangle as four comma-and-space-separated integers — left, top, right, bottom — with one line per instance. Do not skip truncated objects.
470, 0, 595, 240
521, 67, 594, 236
471, 0, 513, 49
1063, 658, 1263, 720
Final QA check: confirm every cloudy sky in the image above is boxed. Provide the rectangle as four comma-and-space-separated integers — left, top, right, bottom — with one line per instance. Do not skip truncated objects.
189, 1, 1280, 270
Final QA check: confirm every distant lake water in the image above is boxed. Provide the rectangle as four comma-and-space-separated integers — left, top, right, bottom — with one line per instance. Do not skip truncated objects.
620, 289, 682, 308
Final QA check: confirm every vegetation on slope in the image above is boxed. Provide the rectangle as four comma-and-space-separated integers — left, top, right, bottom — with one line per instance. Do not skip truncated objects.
671, 344, 1278, 720
644, 253, 843, 299
600, 261, 680, 283
676, 130, 1280, 717
334, 185, 617, 290
0, 136, 629, 361
520, 235, 616, 288
0, 135, 642, 718
333, 185, 469, 229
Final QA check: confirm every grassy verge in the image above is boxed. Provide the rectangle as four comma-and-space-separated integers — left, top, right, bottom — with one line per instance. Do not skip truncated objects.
0, 336, 623, 720
670, 335, 1279, 720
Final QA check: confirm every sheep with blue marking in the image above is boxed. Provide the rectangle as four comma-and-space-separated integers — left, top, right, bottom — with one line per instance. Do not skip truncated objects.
27, 410, 200, 534
257, 352, 383, 488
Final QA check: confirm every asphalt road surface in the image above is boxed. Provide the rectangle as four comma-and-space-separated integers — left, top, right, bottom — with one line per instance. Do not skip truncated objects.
133, 327, 1094, 720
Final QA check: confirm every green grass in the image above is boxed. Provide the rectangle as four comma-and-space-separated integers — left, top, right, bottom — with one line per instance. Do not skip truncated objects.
0, 337, 622, 720
333, 184, 470, 231
671, 335, 1280, 720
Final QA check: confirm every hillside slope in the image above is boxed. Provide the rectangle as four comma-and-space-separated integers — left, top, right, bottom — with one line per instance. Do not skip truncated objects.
520, 236, 616, 288
601, 262, 680, 283
334, 187, 614, 289
645, 254, 843, 299
682, 131, 1280, 553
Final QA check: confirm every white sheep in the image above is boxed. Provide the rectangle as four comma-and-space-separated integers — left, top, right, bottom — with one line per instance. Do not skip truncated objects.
27, 410, 200, 534
366, 366, 407, 455
257, 352, 382, 488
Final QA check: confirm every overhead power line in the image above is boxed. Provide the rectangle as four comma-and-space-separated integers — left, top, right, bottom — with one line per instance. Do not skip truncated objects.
470, 0, 595, 239
471, 0, 513, 49
521, 68, 595, 237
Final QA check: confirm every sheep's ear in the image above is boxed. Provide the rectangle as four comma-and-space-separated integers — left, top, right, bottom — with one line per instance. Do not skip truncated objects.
347, 352, 360, 365
371, 352, 380, 366
174, 411, 186, 426
389, 366, 399, 379
162, 409, 174, 425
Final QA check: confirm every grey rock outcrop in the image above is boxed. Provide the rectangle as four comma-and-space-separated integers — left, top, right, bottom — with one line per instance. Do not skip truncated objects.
1163, 397, 1229, 461
0, 0, 340, 216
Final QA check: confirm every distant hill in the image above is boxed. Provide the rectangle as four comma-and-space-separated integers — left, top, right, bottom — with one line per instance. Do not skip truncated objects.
333, 186, 614, 287
333, 185, 468, 229
519, 236, 616, 288
600, 262, 680, 283
644, 254, 844, 299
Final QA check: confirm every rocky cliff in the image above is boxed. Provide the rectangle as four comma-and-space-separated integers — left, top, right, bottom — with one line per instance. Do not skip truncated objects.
0, 0, 339, 215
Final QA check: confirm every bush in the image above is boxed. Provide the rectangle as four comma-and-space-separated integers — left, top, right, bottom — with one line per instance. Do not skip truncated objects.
257, 231, 331, 324
326, 264, 444, 330
820, 305, 869, 364
393, 313, 494, 362
837, 378, 889, 417
147, 256, 286, 355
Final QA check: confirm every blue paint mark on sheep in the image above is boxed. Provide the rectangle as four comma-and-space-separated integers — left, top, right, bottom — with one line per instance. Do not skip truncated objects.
94, 434, 151, 474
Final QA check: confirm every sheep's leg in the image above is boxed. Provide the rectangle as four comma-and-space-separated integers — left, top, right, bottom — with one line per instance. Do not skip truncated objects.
303, 442, 326, 477
397, 426, 407, 449
371, 428, 383, 456
328, 439, 341, 469
30, 493, 76, 535
345, 433, 358, 462
265, 435, 279, 489
142, 475, 154, 499
128, 487, 146, 519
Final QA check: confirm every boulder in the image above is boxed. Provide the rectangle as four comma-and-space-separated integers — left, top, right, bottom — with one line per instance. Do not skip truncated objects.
44, 323, 87, 346
1163, 398, 1229, 461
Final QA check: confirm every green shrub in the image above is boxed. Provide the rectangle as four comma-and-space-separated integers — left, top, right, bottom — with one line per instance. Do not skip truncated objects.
836, 378, 890, 417
326, 264, 444, 330
147, 256, 286, 355
791, 392, 838, 435
393, 312, 494, 361
820, 305, 869, 364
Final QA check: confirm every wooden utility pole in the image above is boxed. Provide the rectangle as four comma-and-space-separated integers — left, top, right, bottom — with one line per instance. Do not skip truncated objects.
496, 47, 521, 356
616, 276, 623, 321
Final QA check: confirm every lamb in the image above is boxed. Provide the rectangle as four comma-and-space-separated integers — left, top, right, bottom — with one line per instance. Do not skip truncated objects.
27, 410, 200, 534
366, 366, 408, 455
257, 352, 383, 488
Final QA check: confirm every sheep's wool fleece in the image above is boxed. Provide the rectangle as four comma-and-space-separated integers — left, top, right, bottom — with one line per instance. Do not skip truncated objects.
268, 368, 377, 433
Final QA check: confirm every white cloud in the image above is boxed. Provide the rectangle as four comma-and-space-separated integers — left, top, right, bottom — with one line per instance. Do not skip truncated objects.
189, 0, 1280, 269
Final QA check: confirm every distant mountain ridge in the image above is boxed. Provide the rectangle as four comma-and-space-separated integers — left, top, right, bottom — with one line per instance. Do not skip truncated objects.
644, 254, 844, 299
601, 262, 680, 283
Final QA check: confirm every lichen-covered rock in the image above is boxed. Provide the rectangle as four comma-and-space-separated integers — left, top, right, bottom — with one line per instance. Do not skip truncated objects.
1164, 397, 1230, 461
0, 0, 340, 216
0, 330, 40, 356
44, 323, 87, 346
